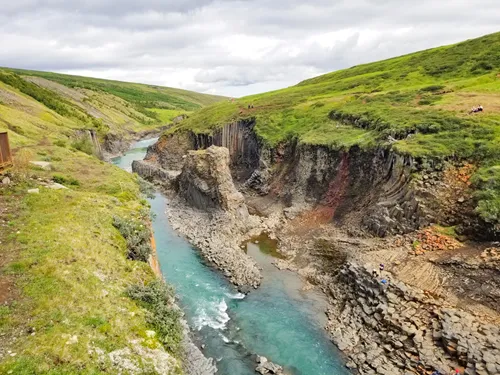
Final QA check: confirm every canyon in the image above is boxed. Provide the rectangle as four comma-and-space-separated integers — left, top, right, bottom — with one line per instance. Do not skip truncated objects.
134, 121, 500, 375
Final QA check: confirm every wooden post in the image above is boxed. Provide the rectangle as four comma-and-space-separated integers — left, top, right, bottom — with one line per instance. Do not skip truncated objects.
0, 132, 13, 173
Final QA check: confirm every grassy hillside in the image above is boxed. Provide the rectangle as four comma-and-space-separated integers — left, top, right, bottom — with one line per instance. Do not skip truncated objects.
0, 68, 205, 373
0, 67, 225, 149
173, 32, 500, 229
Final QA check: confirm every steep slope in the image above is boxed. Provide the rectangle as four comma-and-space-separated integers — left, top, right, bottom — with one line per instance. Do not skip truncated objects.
0, 69, 223, 373
0, 67, 226, 151
163, 32, 500, 234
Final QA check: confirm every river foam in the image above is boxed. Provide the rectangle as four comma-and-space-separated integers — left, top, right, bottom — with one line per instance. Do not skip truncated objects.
194, 299, 230, 331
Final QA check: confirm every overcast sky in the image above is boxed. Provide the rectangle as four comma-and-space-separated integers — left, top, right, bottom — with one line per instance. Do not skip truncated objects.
0, 1, 499, 97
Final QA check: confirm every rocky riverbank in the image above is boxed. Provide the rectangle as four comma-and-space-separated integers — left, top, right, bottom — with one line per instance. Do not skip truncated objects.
180, 325, 217, 375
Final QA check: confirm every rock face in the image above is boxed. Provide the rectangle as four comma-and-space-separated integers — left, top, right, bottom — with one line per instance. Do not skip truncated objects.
327, 263, 500, 375
132, 160, 180, 189
178, 146, 249, 218
181, 331, 217, 375
144, 125, 491, 239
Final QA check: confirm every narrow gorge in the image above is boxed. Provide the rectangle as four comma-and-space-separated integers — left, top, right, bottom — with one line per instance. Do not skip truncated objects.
116, 138, 349, 375
1, 30, 500, 375
133, 119, 500, 375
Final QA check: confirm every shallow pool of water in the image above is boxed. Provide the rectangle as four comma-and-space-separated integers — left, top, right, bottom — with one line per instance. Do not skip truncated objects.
112, 139, 348, 375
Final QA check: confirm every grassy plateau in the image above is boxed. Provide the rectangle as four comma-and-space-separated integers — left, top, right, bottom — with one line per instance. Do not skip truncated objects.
173, 32, 500, 228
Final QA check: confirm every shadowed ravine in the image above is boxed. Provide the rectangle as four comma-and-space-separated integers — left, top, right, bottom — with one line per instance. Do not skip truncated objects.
112, 138, 348, 375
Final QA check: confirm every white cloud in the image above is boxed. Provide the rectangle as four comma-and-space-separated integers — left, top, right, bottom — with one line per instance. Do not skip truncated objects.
0, 0, 498, 97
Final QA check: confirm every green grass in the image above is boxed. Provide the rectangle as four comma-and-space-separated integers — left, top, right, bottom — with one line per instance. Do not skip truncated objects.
172, 31, 500, 228
4, 67, 225, 112
0, 68, 226, 149
149, 108, 190, 124
0, 146, 184, 374
472, 165, 500, 228
0, 66, 196, 373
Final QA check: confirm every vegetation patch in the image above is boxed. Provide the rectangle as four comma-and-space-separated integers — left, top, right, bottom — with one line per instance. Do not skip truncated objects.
472, 165, 500, 230
127, 280, 183, 354
113, 215, 153, 262
52, 174, 80, 186
0, 143, 182, 374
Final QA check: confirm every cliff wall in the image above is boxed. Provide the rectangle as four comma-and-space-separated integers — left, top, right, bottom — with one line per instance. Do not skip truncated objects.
140, 122, 483, 238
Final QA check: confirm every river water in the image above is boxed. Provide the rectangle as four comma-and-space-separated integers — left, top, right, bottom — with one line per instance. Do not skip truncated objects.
112, 138, 348, 375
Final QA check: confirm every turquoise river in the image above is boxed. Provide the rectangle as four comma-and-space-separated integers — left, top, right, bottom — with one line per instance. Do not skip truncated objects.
112, 138, 349, 375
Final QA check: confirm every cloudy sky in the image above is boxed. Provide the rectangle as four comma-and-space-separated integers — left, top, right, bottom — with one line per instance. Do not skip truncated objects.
1, 1, 499, 97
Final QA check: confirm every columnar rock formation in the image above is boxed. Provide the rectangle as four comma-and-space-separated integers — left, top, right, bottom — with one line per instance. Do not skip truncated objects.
137, 123, 490, 239
135, 124, 500, 375
178, 146, 249, 216
168, 146, 262, 288
327, 263, 500, 375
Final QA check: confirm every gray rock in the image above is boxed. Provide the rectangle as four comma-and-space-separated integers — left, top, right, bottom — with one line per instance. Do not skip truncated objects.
1, 176, 10, 185
486, 362, 497, 374
47, 183, 68, 190
346, 361, 357, 369
27, 188, 39, 194
256, 360, 283, 374
256, 355, 267, 364
30, 161, 52, 170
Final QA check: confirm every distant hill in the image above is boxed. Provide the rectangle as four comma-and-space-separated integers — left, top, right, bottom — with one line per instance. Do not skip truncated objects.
173, 31, 500, 228
0, 67, 226, 148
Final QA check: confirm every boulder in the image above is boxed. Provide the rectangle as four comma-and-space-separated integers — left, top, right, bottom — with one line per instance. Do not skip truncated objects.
255, 357, 283, 374
47, 183, 68, 190
30, 161, 52, 170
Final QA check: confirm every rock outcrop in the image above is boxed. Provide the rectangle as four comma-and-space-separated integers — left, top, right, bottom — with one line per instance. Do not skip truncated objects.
327, 263, 500, 375
178, 146, 249, 217
255, 355, 284, 375
168, 146, 262, 288
132, 160, 180, 189
181, 331, 217, 375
